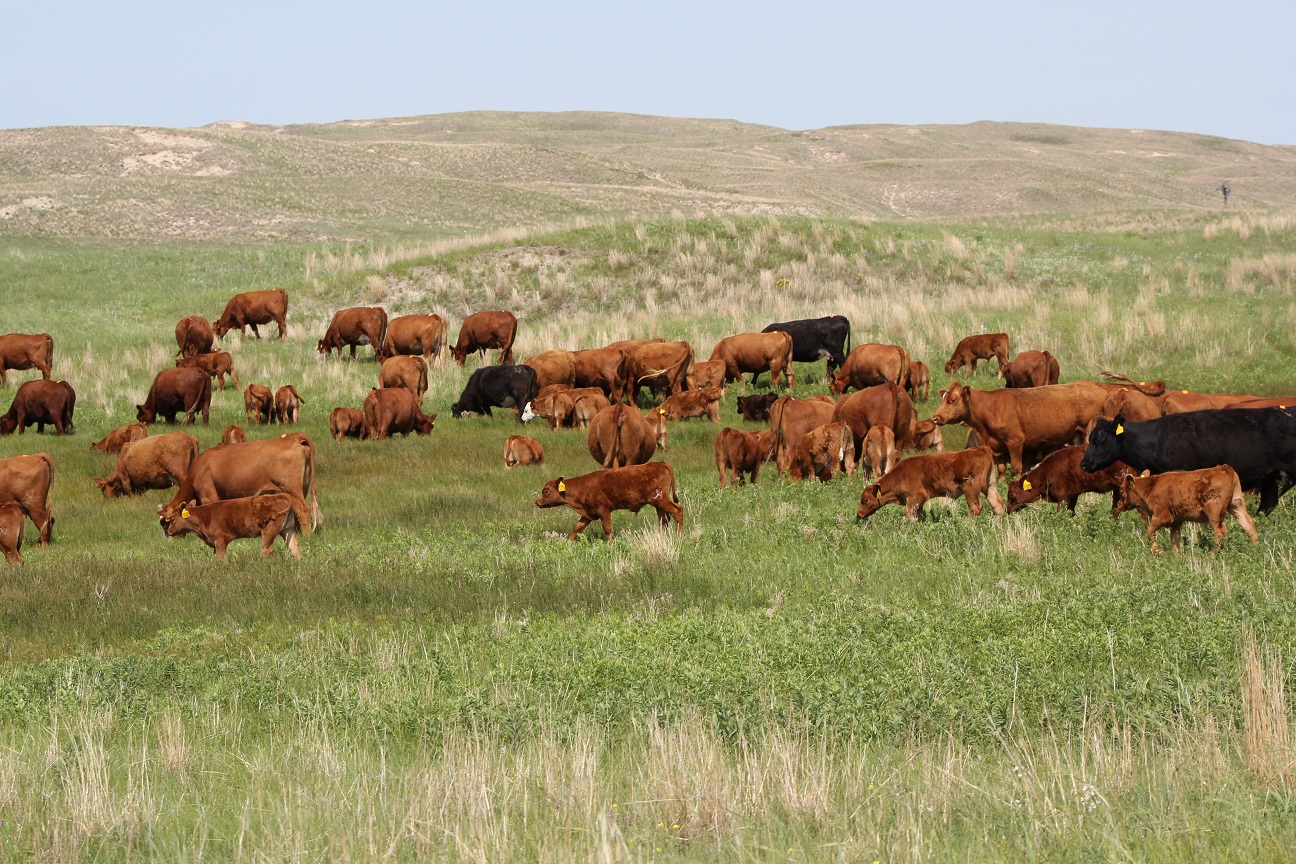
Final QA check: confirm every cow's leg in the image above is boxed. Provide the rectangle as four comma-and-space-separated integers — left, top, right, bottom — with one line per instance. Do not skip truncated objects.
2, 545, 22, 566
28, 502, 53, 546
1066, 495, 1080, 513
250, 324, 262, 339
567, 516, 593, 541
284, 524, 301, 559
1169, 524, 1184, 554
1008, 442, 1025, 477
276, 316, 286, 339
260, 526, 278, 558
213, 538, 230, 560
1146, 518, 1167, 554
966, 488, 984, 517
1209, 518, 1229, 554
599, 511, 615, 542
1259, 478, 1281, 515
1229, 495, 1260, 545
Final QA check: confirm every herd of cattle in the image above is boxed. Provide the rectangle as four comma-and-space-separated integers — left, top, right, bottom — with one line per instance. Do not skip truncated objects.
0, 288, 1294, 561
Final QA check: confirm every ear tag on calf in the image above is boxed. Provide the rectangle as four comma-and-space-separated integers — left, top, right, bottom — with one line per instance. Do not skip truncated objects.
659, 408, 666, 415
557, 481, 566, 493
875, 488, 881, 499
1115, 424, 1124, 435
181, 507, 191, 519
1022, 480, 1032, 491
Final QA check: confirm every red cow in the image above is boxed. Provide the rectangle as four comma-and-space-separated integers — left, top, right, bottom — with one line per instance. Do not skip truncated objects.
137, 368, 210, 425
92, 431, 200, 498
0, 333, 54, 387
0, 380, 76, 434
535, 462, 682, 542
379, 355, 429, 403
175, 351, 240, 391
1001, 350, 1059, 388
830, 344, 910, 394
362, 387, 436, 440
330, 407, 367, 441
318, 307, 388, 361
788, 422, 855, 482
380, 313, 447, 363
908, 361, 930, 402
0, 453, 54, 545
709, 331, 795, 391
244, 384, 274, 425
857, 446, 1004, 521
715, 427, 773, 488
945, 333, 1010, 375
452, 311, 518, 366
174, 316, 214, 358
587, 403, 657, 468
1005, 445, 1130, 515
212, 289, 288, 340
0, 503, 25, 565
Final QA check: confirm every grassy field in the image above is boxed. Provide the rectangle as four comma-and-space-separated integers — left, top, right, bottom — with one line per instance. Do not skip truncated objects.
2, 211, 1296, 861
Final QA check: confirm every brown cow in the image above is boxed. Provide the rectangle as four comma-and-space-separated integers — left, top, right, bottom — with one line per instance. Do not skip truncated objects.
524, 350, 577, 391
535, 462, 682, 542
908, 361, 930, 402
212, 289, 288, 340
1001, 350, 1060, 388
0, 453, 54, 545
685, 359, 727, 391
380, 313, 447, 363
644, 405, 669, 452
159, 433, 319, 534
709, 331, 794, 391
736, 393, 780, 422
832, 382, 914, 460
91, 421, 148, 454
93, 431, 200, 498
945, 333, 1010, 376
175, 351, 240, 391
587, 403, 657, 468
0, 503, 25, 565
504, 435, 545, 468
715, 427, 774, 488
379, 355, 429, 403
570, 391, 612, 430
909, 419, 945, 452
138, 368, 210, 426
573, 348, 628, 402
1096, 386, 1166, 424
161, 494, 301, 560
830, 344, 911, 394
861, 426, 899, 482
857, 446, 1004, 521
626, 341, 693, 404
318, 307, 388, 361
769, 396, 837, 474
244, 384, 274, 425
1115, 466, 1259, 555
1006, 445, 1130, 515
174, 316, 214, 359
0, 333, 54, 387
788, 421, 855, 482
1, 380, 76, 435
452, 311, 518, 365
658, 387, 723, 423
526, 390, 577, 430
222, 425, 247, 445
273, 385, 304, 425
362, 387, 436, 440
329, 407, 367, 441
1163, 390, 1261, 414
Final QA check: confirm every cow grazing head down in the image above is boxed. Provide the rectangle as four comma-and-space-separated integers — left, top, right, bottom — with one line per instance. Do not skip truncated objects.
856, 484, 887, 520
535, 478, 567, 508
159, 500, 198, 537
1081, 415, 1126, 473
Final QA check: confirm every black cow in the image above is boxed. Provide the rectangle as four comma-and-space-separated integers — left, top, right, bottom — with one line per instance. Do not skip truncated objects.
736, 393, 779, 422
451, 365, 539, 421
1083, 409, 1296, 515
761, 316, 851, 375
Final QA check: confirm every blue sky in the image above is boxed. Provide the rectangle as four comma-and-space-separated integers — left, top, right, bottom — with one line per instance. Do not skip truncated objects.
8, 1, 1292, 144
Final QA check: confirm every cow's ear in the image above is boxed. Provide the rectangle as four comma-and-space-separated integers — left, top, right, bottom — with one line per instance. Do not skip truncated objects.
1125, 473, 1136, 487
1138, 470, 1150, 478
556, 477, 567, 494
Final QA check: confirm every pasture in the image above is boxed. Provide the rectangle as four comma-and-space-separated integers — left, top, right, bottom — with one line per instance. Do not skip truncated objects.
2, 213, 1295, 861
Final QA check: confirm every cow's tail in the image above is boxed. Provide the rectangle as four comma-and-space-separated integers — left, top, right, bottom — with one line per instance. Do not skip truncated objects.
376, 310, 389, 359
289, 384, 304, 405
781, 332, 795, 394
1099, 369, 1166, 397
897, 347, 912, 392
418, 360, 429, 401
771, 397, 789, 474
604, 408, 625, 469
301, 436, 321, 533
1228, 469, 1259, 544
668, 462, 679, 504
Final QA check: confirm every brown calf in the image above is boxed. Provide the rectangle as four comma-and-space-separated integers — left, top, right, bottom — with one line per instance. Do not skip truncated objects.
715, 427, 773, 488
174, 316, 214, 359
329, 407, 367, 441
1001, 350, 1059, 388
93, 431, 200, 498
0, 502, 24, 565
91, 422, 148, 454
1115, 465, 1259, 555
161, 493, 301, 560
524, 350, 577, 390
1005, 445, 1130, 515
176, 351, 240, 391
945, 333, 1010, 376
686, 359, 727, 391
222, 425, 247, 445
379, 355, 429, 403
830, 344, 910, 394
861, 426, 899, 482
0, 333, 54, 387
274, 385, 304, 424
535, 462, 682, 542
503, 435, 545, 468
244, 384, 274, 425
0, 453, 54, 545
857, 446, 1004, 521
788, 421, 855, 482
908, 361, 930, 402
658, 386, 723, 422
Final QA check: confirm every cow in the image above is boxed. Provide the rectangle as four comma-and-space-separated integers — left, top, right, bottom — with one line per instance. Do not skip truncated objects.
1161, 390, 1260, 414
1082, 409, 1296, 515
830, 344, 910, 395
524, 390, 578, 430
909, 419, 945, 452
1005, 445, 1130, 515
1114, 466, 1259, 555
861, 426, 899, 482
832, 382, 913, 461
709, 331, 795, 391
715, 427, 774, 488
318, 306, 388, 361
161, 494, 301, 560
452, 311, 518, 366
945, 333, 1010, 376
736, 393, 780, 422
1095, 386, 1166, 425
0, 453, 54, 545
379, 355, 429, 403
91, 421, 148, 454
685, 359, 727, 391
451, 365, 538, 420
269, 385, 302, 425
761, 315, 851, 375
174, 316, 214, 359
625, 341, 693, 405
138, 367, 210, 426
222, 425, 247, 445
504, 435, 545, 468
788, 422, 855, 482
379, 313, 447, 363
573, 348, 628, 402
769, 395, 837, 474
570, 391, 612, 430
1224, 397, 1296, 410
857, 446, 1004, 521
244, 384, 274, 425
658, 387, 723, 423
908, 361, 930, 402
587, 403, 657, 468
0, 380, 76, 435
1001, 350, 1060, 388
0, 503, 24, 565
92, 431, 200, 498
535, 462, 682, 542
175, 351, 240, 391
159, 432, 319, 534
0, 333, 54, 387
524, 350, 577, 391
363, 387, 436, 440
329, 407, 367, 441
644, 405, 669, 451
212, 289, 288, 340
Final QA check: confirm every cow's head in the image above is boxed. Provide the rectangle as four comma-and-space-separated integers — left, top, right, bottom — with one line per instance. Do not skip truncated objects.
1111, 468, 1148, 517
535, 478, 568, 509
1081, 415, 1126, 473
1005, 475, 1045, 513
415, 412, 437, 435
828, 369, 850, 395
451, 345, 468, 365
930, 383, 970, 426
211, 319, 229, 338
450, 401, 470, 418
856, 484, 888, 520
910, 420, 944, 452
135, 405, 156, 424
92, 476, 126, 499
316, 339, 330, 355
645, 407, 668, 450
943, 357, 958, 375
158, 500, 198, 538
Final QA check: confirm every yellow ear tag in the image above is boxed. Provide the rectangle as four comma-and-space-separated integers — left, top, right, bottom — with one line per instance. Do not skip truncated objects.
181, 507, 191, 519
1281, 405, 1287, 409
1181, 390, 1189, 394
1115, 424, 1124, 435
875, 488, 881, 499
557, 481, 566, 492
659, 408, 666, 415
1022, 480, 1032, 491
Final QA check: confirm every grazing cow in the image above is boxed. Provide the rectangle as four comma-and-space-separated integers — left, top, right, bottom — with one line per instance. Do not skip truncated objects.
709, 331, 795, 391
0, 453, 54, 545
910, 419, 945, 452
380, 313, 447, 363
159, 432, 319, 534
832, 382, 914, 460
524, 350, 577, 391
715, 427, 774, 488
451, 365, 539, 420
318, 306, 388, 361
861, 426, 899, 482
1082, 409, 1296, 515
1115, 466, 1259, 555
587, 403, 657, 468
273, 385, 304, 425
1005, 445, 1130, 515
788, 422, 855, 482
626, 341, 693, 404
736, 392, 780, 422
212, 289, 288, 340
769, 395, 837, 474
945, 333, 1010, 376
138, 368, 210, 426
857, 446, 1004, 521
329, 407, 367, 441
0, 503, 24, 565
379, 355, 429, 403
570, 391, 612, 430
761, 315, 851, 375
161, 494, 301, 560
573, 348, 628, 402
244, 384, 274, 425
452, 310, 518, 366
830, 344, 911, 394
0, 333, 54, 387
363, 387, 436, 440
504, 435, 545, 468
535, 462, 682, 542
524, 390, 578, 429
1001, 350, 1060, 388
91, 421, 148, 454
1096, 386, 1166, 425
685, 359, 727, 391
1162, 390, 1259, 415
93, 431, 200, 498
0, 380, 76, 435
658, 387, 723, 423
222, 425, 247, 445
174, 316, 214, 359
175, 351, 240, 391
908, 361, 930, 402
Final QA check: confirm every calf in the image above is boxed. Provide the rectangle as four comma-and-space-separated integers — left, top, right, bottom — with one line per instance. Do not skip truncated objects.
93, 431, 200, 498
244, 384, 274, 425
908, 361, 930, 402
363, 387, 436, 439
658, 386, 723, 422
535, 462, 682, 542
1115, 466, 1259, 555
1, 379, 76, 434
222, 425, 247, 445
909, 419, 945, 452
788, 421, 855, 482
830, 344, 910, 394
736, 393, 779, 422
0, 502, 24, 565
861, 426, 899, 482
857, 446, 1004, 521
570, 391, 612, 429
503, 435, 545, 468
945, 333, 1010, 376
685, 359, 727, 391
0, 333, 54, 387
379, 355, 429, 403
175, 351, 240, 391
274, 385, 304, 424
330, 407, 367, 441
1005, 445, 1129, 515
1001, 350, 1059, 388
161, 494, 301, 560
715, 427, 773, 488
174, 316, 214, 358
91, 421, 147, 454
